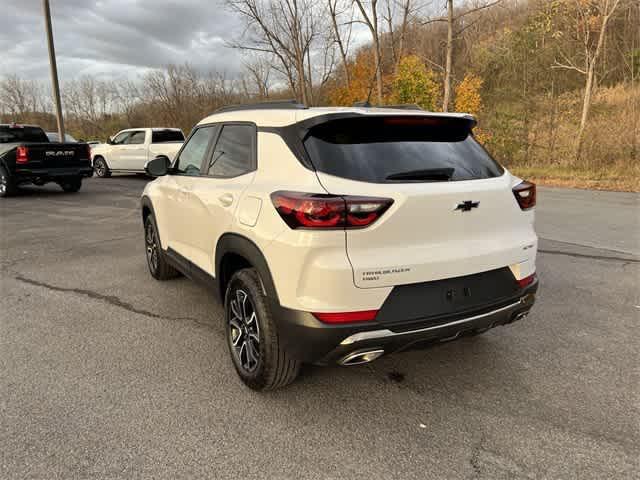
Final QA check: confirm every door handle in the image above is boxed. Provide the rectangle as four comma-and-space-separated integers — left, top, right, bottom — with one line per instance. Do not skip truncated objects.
219, 193, 234, 207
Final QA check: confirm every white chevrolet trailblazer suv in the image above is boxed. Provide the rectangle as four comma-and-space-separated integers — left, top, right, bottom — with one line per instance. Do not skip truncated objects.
141, 101, 538, 390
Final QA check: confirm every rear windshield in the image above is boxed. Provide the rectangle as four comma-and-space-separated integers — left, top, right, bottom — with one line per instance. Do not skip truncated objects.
0, 126, 49, 143
303, 116, 503, 183
152, 130, 184, 143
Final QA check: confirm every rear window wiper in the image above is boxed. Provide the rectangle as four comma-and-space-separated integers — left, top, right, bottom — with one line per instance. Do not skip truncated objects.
385, 168, 454, 181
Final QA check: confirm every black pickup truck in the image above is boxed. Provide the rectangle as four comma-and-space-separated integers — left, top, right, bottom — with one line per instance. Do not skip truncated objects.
0, 124, 93, 197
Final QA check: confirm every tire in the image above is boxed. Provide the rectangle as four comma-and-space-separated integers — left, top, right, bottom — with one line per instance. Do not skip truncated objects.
144, 214, 179, 280
93, 157, 111, 177
59, 177, 82, 193
225, 268, 300, 390
0, 165, 17, 198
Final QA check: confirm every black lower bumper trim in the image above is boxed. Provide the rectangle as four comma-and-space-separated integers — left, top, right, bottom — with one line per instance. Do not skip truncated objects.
14, 167, 94, 181
270, 281, 537, 365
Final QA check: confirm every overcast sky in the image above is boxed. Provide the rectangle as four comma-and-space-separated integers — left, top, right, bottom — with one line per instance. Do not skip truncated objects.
1, 0, 247, 82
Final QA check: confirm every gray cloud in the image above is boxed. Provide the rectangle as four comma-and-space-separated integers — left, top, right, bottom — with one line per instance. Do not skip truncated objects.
0, 0, 246, 82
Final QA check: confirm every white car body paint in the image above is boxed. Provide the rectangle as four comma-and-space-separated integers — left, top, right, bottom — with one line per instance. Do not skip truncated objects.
143, 107, 537, 313
91, 128, 184, 173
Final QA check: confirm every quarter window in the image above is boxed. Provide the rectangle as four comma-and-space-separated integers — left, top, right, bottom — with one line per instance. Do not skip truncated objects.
206, 124, 254, 178
174, 126, 216, 175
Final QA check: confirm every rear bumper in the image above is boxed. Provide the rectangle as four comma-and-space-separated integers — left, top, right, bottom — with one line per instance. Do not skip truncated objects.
14, 166, 94, 181
270, 280, 538, 365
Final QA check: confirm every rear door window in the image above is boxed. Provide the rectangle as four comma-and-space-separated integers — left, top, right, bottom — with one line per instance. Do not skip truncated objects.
303, 116, 503, 183
206, 124, 255, 178
152, 130, 185, 143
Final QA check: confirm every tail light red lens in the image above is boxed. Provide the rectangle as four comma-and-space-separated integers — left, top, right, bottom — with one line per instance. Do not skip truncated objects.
516, 273, 536, 289
271, 191, 393, 229
16, 146, 29, 164
313, 310, 378, 324
513, 181, 536, 210
86, 144, 92, 160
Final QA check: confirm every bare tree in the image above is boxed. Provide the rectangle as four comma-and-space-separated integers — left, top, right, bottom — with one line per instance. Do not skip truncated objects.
328, 0, 354, 88
552, 0, 622, 159
228, 0, 327, 105
422, 0, 502, 111
244, 56, 273, 98
382, 0, 414, 71
354, 0, 384, 103
63, 76, 117, 136
0, 75, 48, 118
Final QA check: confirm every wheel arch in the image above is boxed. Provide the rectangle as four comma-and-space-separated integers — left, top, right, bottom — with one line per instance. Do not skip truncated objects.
215, 233, 279, 303
141, 195, 155, 223
92, 154, 106, 165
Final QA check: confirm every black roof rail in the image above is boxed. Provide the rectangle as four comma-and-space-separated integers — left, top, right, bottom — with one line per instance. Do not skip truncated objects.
382, 104, 423, 111
214, 99, 307, 114
352, 101, 423, 111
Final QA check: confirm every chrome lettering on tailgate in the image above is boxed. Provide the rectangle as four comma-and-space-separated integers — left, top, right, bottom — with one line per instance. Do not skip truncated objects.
361, 266, 411, 282
45, 151, 74, 156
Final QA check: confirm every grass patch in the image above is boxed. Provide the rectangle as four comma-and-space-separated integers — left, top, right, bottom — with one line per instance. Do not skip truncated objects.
510, 165, 639, 192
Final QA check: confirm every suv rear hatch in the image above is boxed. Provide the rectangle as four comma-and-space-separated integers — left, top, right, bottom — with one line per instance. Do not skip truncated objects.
304, 114, 537, 290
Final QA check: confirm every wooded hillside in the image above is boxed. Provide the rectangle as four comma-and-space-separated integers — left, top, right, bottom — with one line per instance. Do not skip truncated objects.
1, 0, 638, 190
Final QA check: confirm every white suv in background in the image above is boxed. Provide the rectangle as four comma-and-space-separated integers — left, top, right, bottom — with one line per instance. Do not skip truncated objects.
91, 128, 184, 176
141, 102, 539, 390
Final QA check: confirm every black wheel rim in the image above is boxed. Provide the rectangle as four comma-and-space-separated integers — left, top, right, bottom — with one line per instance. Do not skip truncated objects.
145, 222, 159, 273
228, 289, 260, 373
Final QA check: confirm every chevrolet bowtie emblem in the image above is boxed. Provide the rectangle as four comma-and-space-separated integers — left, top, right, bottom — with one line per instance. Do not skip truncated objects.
455, 200, 480, 212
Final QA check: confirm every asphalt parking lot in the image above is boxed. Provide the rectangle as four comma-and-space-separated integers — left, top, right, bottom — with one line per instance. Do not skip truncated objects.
1, 176, 638, 479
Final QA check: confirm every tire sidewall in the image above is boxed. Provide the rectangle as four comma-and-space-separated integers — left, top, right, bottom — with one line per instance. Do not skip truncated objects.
224, 271, 271, 388
60, 177, 82, 192
94, 157, 108, 177
0, 165, 11, 197
144, 215, 161, 278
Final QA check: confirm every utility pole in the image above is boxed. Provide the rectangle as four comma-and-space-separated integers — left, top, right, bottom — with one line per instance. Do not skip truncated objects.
42, 0, 65, 141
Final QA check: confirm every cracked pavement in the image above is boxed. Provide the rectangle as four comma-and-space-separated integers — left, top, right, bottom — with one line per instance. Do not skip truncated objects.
1, 178, 638, 479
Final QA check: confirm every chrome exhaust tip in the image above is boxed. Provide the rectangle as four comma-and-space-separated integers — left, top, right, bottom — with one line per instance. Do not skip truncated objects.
339, 349, 385, 366
512, 311, 529, 322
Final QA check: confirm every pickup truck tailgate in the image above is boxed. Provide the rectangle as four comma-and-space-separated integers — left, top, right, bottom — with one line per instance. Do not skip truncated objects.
19, 143, 91, 169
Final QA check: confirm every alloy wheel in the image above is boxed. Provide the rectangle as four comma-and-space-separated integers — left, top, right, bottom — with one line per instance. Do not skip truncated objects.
95, 160, 105, 177
0, 172, 6, 194
228, 289, 260, 373
145, 221, 159, 273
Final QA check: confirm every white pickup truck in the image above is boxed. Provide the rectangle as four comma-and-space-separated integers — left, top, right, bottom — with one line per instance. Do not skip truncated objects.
91, 128, 185, 177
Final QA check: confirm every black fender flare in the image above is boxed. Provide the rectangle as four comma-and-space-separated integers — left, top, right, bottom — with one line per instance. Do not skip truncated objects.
140, 195, 156, 222
215, 233, 279, 303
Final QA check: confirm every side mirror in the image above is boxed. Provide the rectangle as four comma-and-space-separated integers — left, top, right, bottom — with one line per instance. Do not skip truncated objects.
107, 136, 114, 144
145, 155, 171, 177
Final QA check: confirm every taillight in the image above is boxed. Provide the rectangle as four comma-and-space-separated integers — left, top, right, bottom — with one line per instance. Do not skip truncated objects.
86, 144, 92, 160
16, 146, 29, 164
516, 273, 536, 289
271, 191, 393, 229
513, 181, 536, 210
313, 310, 378, 324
